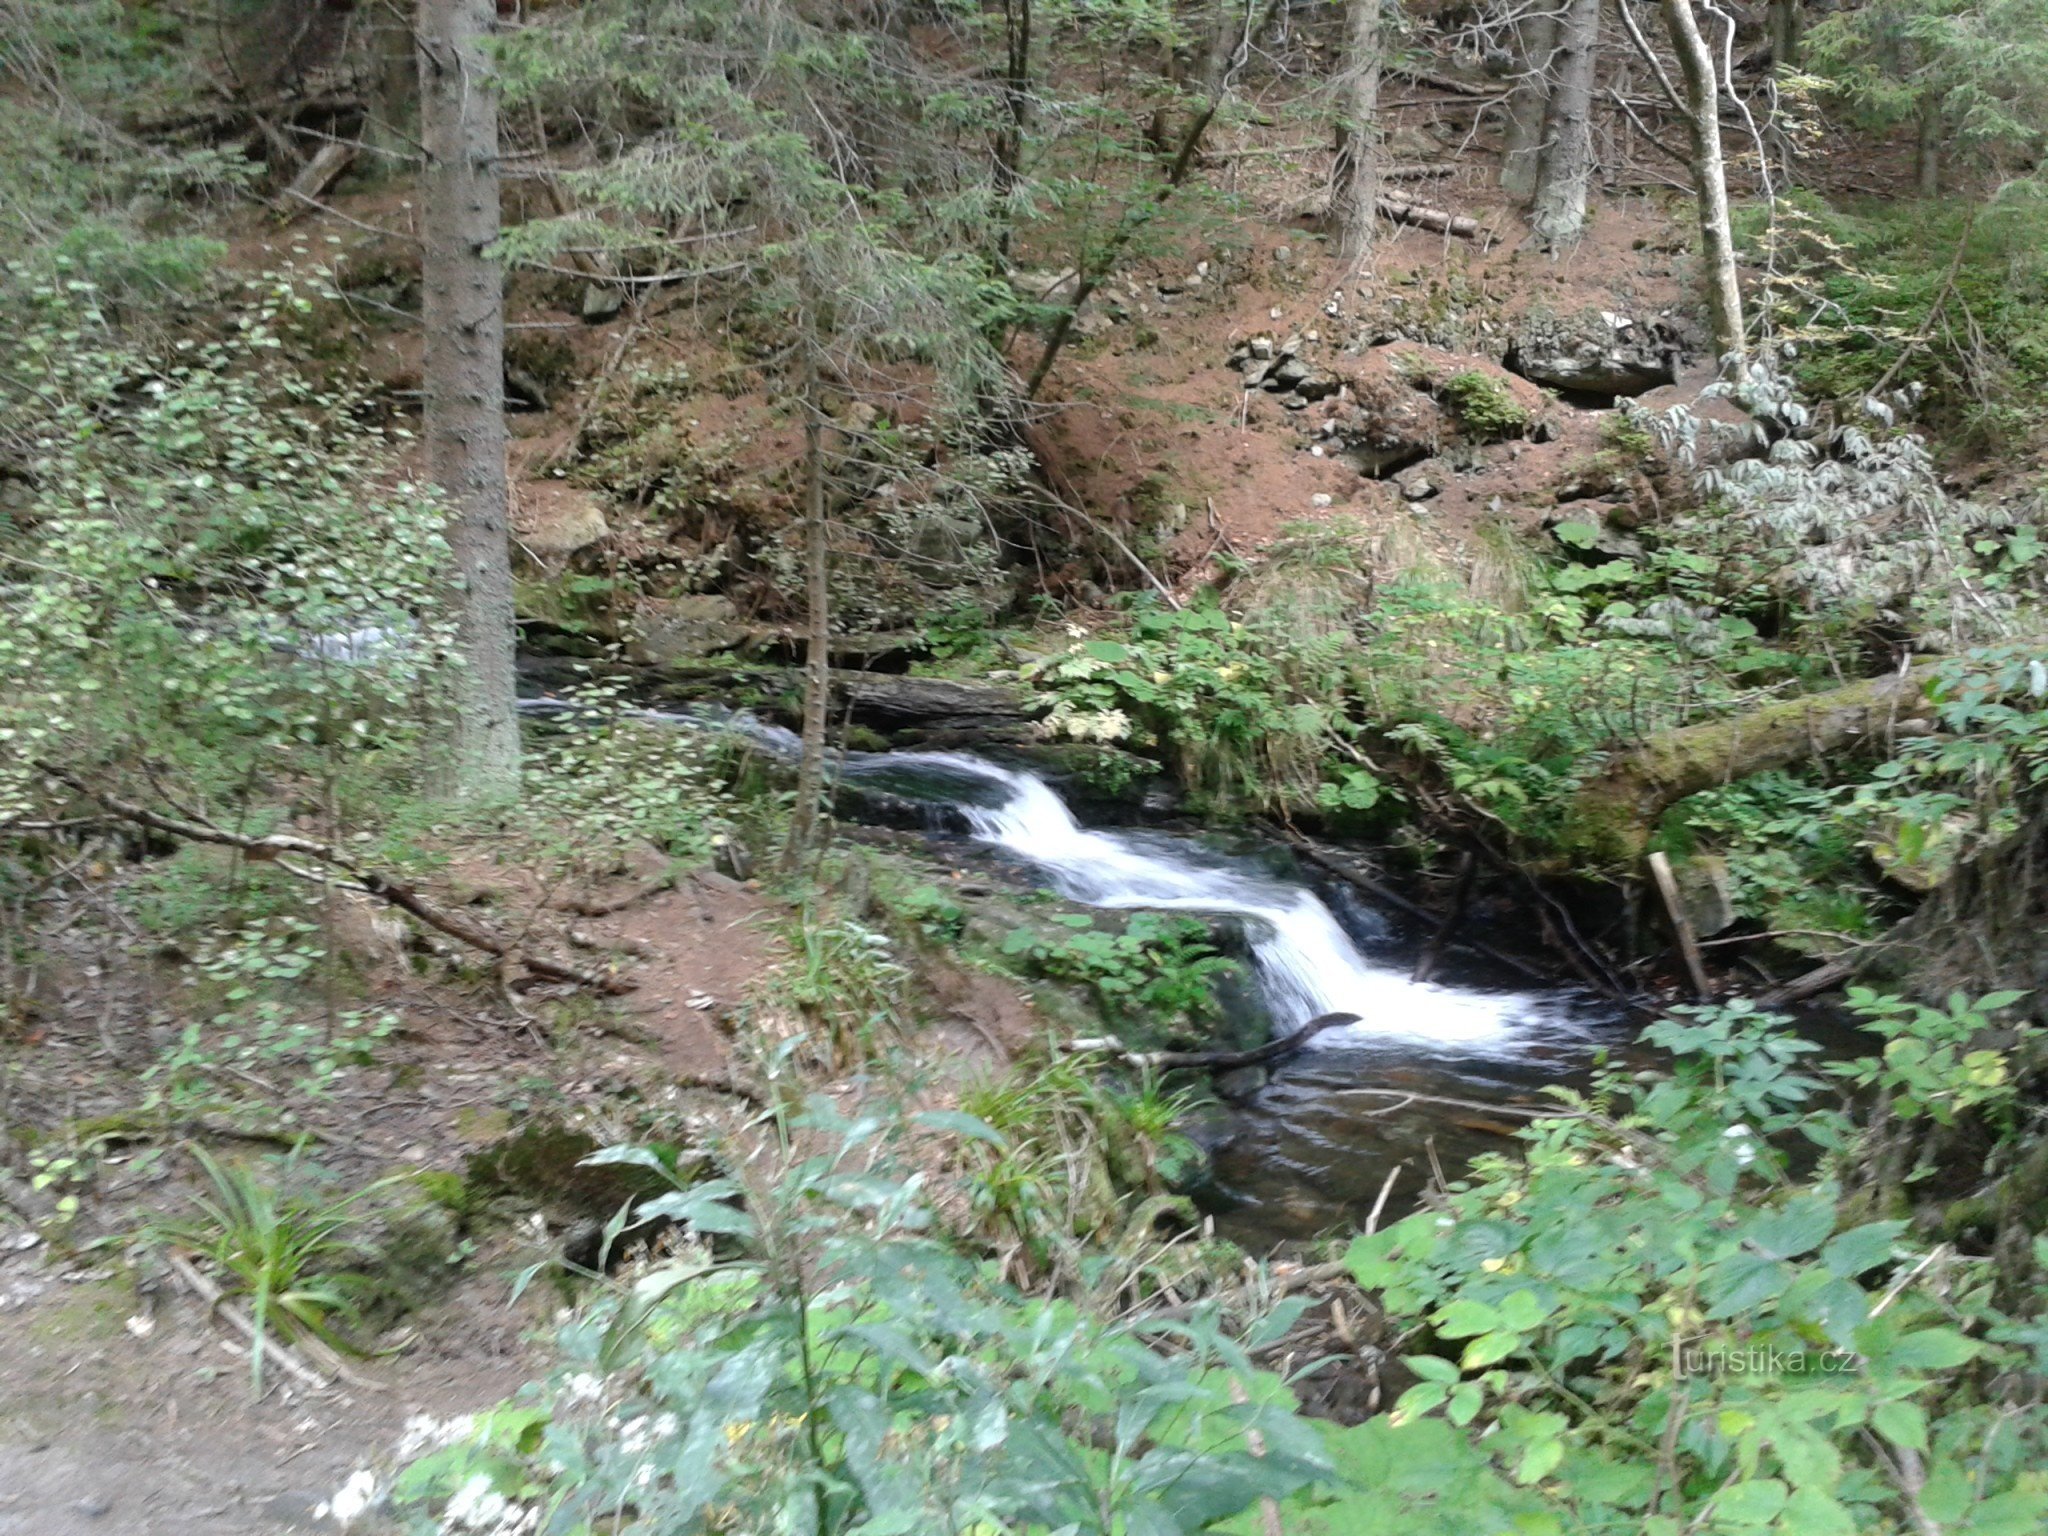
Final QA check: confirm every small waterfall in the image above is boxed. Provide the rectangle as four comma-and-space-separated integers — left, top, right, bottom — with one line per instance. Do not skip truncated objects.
519, 691, 1571, 1054
852, 752, 1559, 1053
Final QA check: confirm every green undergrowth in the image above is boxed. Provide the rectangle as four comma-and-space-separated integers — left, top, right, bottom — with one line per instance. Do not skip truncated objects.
1747, 194, 2048, 455
1652, 643, 2048, 949
373, 996, 2048, 1536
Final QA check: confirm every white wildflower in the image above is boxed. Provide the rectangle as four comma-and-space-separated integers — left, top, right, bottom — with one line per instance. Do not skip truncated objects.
397, 1412, 477, 1460
314, 1469, 381, 1528
442, 1473, 537, 1534
1723, 1123, 1757, 1168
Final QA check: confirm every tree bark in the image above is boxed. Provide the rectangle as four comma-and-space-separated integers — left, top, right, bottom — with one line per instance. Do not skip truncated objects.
782, 376, 831, 871
1500, 5, 1561, 201
1915, 92, 1943, 197
1658, 0, 1745, 363
1766, 0, 1802, 69
1528, 0, 1602, 247
993, 0, 1031, 259
1559, 662, 1940, 867
417, 0, 520, 798
1333, 0, 1382, 272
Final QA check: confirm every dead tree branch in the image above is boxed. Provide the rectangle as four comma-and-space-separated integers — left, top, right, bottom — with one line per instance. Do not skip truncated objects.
37, 766, 634, 996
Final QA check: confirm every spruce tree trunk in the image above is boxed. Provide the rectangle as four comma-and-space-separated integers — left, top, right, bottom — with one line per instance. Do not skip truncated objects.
1659, 0, 1744, 363
783, 381, 831, 872
417, 0, 520, 799
1767, 0, 1802, 68
1528, 0, 1601, 247
1500, 5, 1560, 202
1333, 0, 1382, 272
1916, 93, 1943, 197
993, 0, 1031, 258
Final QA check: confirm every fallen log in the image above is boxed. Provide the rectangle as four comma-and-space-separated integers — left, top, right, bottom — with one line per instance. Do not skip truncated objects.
1558, 661, 1940, 867
1756, 957, 1855, 1008
277, 141, 356, 216
1378, 197, 1483, 239
1063, 1010, 1360, 1072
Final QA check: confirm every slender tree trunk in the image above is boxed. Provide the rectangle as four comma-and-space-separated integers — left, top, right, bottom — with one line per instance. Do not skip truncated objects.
1659, 0, 1744, 363
1528, 0, 1601, 247
1333, 0, 1381, 272
1915, 93, 1943, 197
783, 369, 831, 872
417, 0, 520, 798
1500, 5, 1560, 201
1766, 0, 1802, 68
993, 0, 1031, 259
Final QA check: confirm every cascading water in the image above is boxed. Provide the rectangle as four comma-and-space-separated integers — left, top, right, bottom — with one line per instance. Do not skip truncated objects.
841, 751, 1577, 1055
520, 691, 1609, 1238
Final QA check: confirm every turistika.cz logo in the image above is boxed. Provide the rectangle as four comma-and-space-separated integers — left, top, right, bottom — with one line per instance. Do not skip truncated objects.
1677, 1343, 1859, 1377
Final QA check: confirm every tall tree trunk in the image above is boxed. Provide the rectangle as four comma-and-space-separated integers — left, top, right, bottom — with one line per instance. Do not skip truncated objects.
1915, 93, 1943, 197
1500, 5, 1561, 201
1333, 0, 1382, 272
417, 0, 520, 798
782, 371, 831, 872
1766, 0, 1802, 68
993, 0, 1031, 259
1659, 0, 1744, 363
1527, 0, 1601, 247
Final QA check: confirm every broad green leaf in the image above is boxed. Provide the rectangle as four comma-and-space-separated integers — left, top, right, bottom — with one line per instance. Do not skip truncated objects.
1710, 1477, 1789, 1526
1820, 1221, 1905, 1278
1748, 1193, 1838, 1259
1872, 1399, 1927, 1452
1887, 1327, 1980, 1371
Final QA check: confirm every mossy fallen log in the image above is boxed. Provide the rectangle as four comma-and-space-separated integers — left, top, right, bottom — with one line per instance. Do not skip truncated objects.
1559, 661, 1939, 868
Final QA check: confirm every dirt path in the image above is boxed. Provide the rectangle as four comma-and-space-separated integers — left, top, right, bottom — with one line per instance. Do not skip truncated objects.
0, 1251, 540, 1535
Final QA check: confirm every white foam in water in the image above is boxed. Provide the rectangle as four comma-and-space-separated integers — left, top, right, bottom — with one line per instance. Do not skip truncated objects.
876, 753, 1557, 1052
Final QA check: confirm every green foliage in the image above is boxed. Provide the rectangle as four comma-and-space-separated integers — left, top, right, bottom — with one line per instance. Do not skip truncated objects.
1000, 911, 1241, 1031
523, 699, 736, 870
957, 1053, 1205, 1273
1439, 370, 1530, 442
0, 273, 455, 824
764, 905, 913, 1069
1325, 999, 2048, 1535
1022, 593, 1369, 818
1807, 0, 2048, 161
1755, 195, 2048, 450
389, 1098, 1325, 1535
1659, 772, 1879, 948
1833, 986, 2032, 1128
0, 2, 246, 316
153, 1145, 394, 1396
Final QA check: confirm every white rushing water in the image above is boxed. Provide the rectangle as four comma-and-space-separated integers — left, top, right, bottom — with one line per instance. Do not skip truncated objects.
863, 752, 1561, 1053
518, 694, 1571, 1053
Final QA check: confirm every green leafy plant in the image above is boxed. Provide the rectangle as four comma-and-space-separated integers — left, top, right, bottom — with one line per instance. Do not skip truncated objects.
765, 906, 913, 1068
154, 1145, 395, 1396
1318, 1000, 2048, 1535
389, 1098, 1326, 1535
1439, 369, 1530, 442
1000, 912, 1241, 1031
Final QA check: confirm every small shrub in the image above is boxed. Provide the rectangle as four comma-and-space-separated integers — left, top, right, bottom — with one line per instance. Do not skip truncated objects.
1439, 369, 1529, 442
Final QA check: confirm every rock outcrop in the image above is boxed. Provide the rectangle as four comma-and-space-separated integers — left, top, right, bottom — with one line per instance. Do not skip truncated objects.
1504, 308, 1686, 398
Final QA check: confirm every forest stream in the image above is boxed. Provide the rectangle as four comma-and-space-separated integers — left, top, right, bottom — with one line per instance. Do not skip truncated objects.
838, 747, 1620, 1247
605, 699, 1624, 1247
